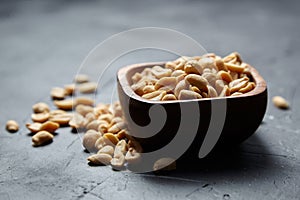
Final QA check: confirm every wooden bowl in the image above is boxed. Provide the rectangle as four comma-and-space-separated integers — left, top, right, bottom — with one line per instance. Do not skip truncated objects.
117, 62, 267, 161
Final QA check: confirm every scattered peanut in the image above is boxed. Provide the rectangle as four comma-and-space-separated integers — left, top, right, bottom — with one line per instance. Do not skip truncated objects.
32, 102, 50, 113
87, 153, 112, 165
272, 96, 289, 109
74, 74, 89, 83
6, 120, 19, 133
77, 82, 98, 94
31, 112, 50, 123
54, 99, 74, 110
40, 121, 60, 133
50, 87, 65, 100
32, 131, 53, 146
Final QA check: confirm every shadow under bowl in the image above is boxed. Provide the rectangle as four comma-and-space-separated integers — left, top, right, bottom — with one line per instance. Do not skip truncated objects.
117, 62, 267, 161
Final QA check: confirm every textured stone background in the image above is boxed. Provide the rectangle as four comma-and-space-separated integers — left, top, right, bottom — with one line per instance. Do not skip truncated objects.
0, 0, 300, 199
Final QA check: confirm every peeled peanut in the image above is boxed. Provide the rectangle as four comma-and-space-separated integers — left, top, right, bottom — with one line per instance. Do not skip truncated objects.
207, 85, 218, 98
174, 79, 190, 97
75, 97, 94, 106
76, 104, 93, 116
31, 112, 50, 123
143, 85, 155, 94
131, 72, 143, 84
162, 94, 177, 101
49, 113, 73, 126
6, 120, 19, 133
50, 87, 65, 100
83, 130, 102, 152
272, 96, 289, 109
26, 122, 42, 133
32, 102, 50, 113
54, 99, 74, 110
185, 74, 208, 92
115, 140, 128, 155
178, 90, 202, 100
151, 65, 172, 78
87, 153, 112, 165
108, 122, 126, 134
110, 153, 125, 169
239, 82, 255, 93
40, 121, 60, 133
184, 60, 203, 74
69, 113, 86, 129
77, 82, 97, 94
225, 63, 245, 73
142, 90, 166, 101
32, 131, 53, 146
74, 74, 89, 83
64, 84, 76, 96
165, 61, 177, 70
97, 145, 114, 156
217, 70, 233, 83
125, 147, 141, 164
154, 77, 177, 93
103, 133, 119, 145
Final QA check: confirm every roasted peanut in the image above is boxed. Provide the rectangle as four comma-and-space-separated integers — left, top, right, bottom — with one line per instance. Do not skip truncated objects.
115, 140, 128, 155
225, 63, 245, 73
239, 82, 255, 93
143, 85, 155, 94
77, 82, 97, 94
31, 112, 50, 123
198, 57, 217, 70
110, 153, 125, 169
174, 79, 190, 97
178, 90, 202, 100
40, 121, 60, 133
131, 72, 143, 84
154, 77, 177, 93
95, 136, 110, 150
87, 153, 112, 165
142, 90, 166, 101
103, 133, 119, 145
184, 60, 203, 74
151, 65, 172, 78
125, 147, 141, 164
6, 120, 19, 133
49, 113, 73, 126
76, 104, 93, 116
108, 122, 126, 134
54, 99, 74, 110
32, 102, 50, 113
75, 97, 94, 106
83, 130, 102, 152
272, 96, 289, 109
165, 61, 176, 70
50, 87, 65, 100
217, 70, 233, 83
64, 84, 76, 96
85, 120, 101, 130
69, 113, 86, 129
162, 94, 177, 101
207, 85, 218, 98
185, 74, 208, 92
32, 131, 53, 146
26, 122, 42, 133
97, 145, 114, 156
74, 74, 89, 83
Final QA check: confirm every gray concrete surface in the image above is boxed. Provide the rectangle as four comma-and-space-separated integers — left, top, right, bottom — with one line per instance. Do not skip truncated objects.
1, 0, 300, 199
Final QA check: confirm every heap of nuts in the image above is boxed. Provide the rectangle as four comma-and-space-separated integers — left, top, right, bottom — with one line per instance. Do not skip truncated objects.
21, 74, 142, 169
131, 52, 256, 100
